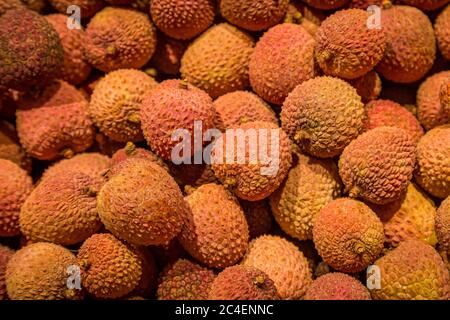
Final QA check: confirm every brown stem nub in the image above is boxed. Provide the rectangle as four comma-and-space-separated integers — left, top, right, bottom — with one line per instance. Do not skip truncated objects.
124, 141, 136, 155
61, 148, 74, 159
82, 186, 97, 197
106, 46, 117, 56
349, 186, 361, 198
381, 0, 393, 9
179, 79, 189, 89
145, 68, 158, 77
127, 113, 141, 124
253, 275, 266, 287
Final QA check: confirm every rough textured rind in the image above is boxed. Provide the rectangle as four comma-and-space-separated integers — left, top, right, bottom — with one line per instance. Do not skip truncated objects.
364, 99, 424, 144
149, 35, 187, 76
181, 23, 254, 98
441, 79, 450, 117
270, 153, 342, 240
339, 126, 416, 205
414, 125, 450, 199
220, 0, 289, 31
313, 198, 384, 273
157, 259, 215, 300
46, 14, 91, 85
0, 245, 14, 300
399, 0, 449, 10
417, 71, 450, 130
98, 158, 185, 246
178, 183, 249, 268
369, 183, 437, 247
304, 273, 371, 300
371, 240, 450, 300
151, 0, 215, 40
242, 235, 313, 300
49, 0, 104, 18
141, 79, 216, 161
78, 234, 142, 299
315, 9, 386, 80
240, 200, 273, 239
0, 0, 23, 15
89, 69, 158, 142
249, 23, 316, 105
111, 142, 166, 170
0, 121, 31, 172
376, 5, 436, 84
436, 197, 450, 255
304, 0, 349, 9
281, 76, 365, 158
347, 70, 382, 103
211, 121, 292, 201
0, 9, 63, 90
85, 7, 157, 72
435, 5, 450, 60
6, 242, 83, 300
20, 171, 102, 245
209, 265, 280, 300
0, 159, 33, 237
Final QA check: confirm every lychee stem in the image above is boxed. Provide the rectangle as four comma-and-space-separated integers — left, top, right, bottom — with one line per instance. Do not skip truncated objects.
127, 114, 141, 124
61, 148, 74, 159
179, 79, 189, 89
124, 141, 136, 155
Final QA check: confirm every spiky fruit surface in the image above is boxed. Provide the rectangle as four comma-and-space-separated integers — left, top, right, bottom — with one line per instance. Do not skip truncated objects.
364, 99, 424, 144
315, 9, 385, 80
49, 0, 103, 18
369, 183, 437, 247
20, 171, 102, 245
249, 23, 316, 105
89, 69, 158, 142
399, 0, 449, 10
240, 200, 273, 239
441, 79, 450, 117
214, 91, 278, 130
414, 125, 450, 199
348, 0, 384, 8
209, 265, 280, 300
0, 121, 31, 172
242, 235, 312, 299
46, 14, 91, 85
371, 240, 450, 300
305, 273, 371, 300
0, 0, 23, 15
220, 0, 289, 31
339, 126, 416, 204
78, 234, 142, 299
149, 35, 187, 76
141, 79, 216, 161
98, 158, 185, 246
151, 0, 215, 40
16, 101, 94, 160
417, 71, 450, 130
157, 259, 215, 300
0, 9, 63, 90
281, 76, 365, 158
85, 7, 157, 72
313, 198, 384, 273
0, 245, 13, 300
436, 197, 450, 255
304, 0, 349, 9
435, 5, 450, 60
0, 160, 33, 237
347, 70, 382, 103
21, 0, 46, 12
211, 121, 292, 201
270, 153, 342, 240
179, 183, 249, 268
376, 5, 435, 84
6, 242, 83, 300
111, 142, 166, 170
181, 23, 254, 98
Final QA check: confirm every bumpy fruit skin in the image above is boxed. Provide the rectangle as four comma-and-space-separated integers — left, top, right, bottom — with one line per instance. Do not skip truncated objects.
46, 14, 91, 85
376, 5, 436, 84
149, 35, 188, 76
111, 142, 166, 170
151, 0, 215, 40
20, 171, 102, 245
6, 242, 83, 300
249, 23, 316, 105
181, 23, 254, 98
240, 200, 273, 239
0, 9, 63, 90
209, 265, 280, 300
364, 99, 424, 144
304, 273, 371, 300
435, 5, 450, 60
347, 70, 382, 103
270, 153, 342, 240
0, 159, 33, 237
304, 0, 349, 9
441, 80, 450, 117
369, 183, 437, 247
371, 240, 450, 300
281, 76, 365, 158
0, 121, 31, 172
315, 9, 386, 80
436, 197, 450, 255
417, 71, 450, 130
220, 0, 289, 31
242, 235, 313, 299
313, 198, 384, 273
49, 0, 104, 18
0, 245, 14, 300
89, 69, 158, 143
141, 79, 216, 161
414, 125, 450, 199
214, 91, 278, 130
157, 259, 215, 300
339, 127, 416, 205
399, 0, 449, 10
211, 121, 292, 201
179, 183, 249, 268
0, 0, 23, 15
85, 7, 157, 72
98, 158, 185, 246
349, 0, 384, 9
78, 234, 142, 299
16, 101, 95, 160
